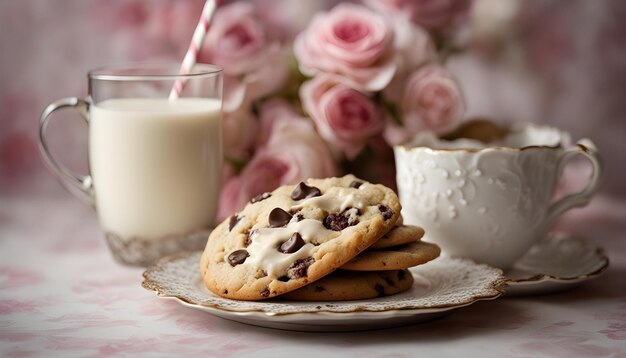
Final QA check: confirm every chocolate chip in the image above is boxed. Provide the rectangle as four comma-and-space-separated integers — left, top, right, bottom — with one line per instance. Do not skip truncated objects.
288, 257, 315, 279
291, 182, 322, 200
323, 208, 360, 231
397, 270, 407, 280
383, 276, 395, 286
349, 180, 363, 189
295, 214, 304, 222
379, 205, 393, 220
314, 286, 326, 292
227, 249, 249, 266
261, 288, 270, 298
279, 233, 305, 254
324, 213, 346, 231
375, 284, 385, 297
251, 192, 271, 203
269, 208, 292, 228
278, 276, 290, 282
229, 215, 240, 231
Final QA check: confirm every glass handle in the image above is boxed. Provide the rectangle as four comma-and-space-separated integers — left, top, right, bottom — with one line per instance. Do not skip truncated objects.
38, 97, 94, 205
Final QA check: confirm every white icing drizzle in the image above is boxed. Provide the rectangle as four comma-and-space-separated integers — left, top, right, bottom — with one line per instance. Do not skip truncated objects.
235, 183, 374, 279
294, 188, 367, 213
241, 219, 335, 278
344, 207, 360, 223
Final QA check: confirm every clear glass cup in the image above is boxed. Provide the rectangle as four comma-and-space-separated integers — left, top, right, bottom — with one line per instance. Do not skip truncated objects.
39, 63, 223, 266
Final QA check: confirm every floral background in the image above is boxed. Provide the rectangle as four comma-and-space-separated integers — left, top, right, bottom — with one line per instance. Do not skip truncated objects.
1, 0, 626, 226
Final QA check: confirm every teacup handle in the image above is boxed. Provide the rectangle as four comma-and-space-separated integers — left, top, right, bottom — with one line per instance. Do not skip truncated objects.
545, 139, 603, 225
38, 97, 94, 205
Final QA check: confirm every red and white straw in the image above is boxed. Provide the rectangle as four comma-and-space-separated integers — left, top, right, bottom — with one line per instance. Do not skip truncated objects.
169, 0, 219, 100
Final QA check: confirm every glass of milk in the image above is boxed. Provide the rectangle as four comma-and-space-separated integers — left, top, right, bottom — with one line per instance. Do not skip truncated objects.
38, 63, 223, 266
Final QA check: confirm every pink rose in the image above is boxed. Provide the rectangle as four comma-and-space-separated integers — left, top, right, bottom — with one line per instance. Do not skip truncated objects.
217, 152, 287, 221
401, 65, 465, 136
222, 110, 258, 161
383, 119, 414, 146
294, 3, 396, 92
365, 0, 473, 31
199, 3, 289, 112
261, 119, 337, 183
221, 50, 290, 111
200, 2, 268, 75
217, 101, 337, 220
231, 46, 290, 111
256, 98, 303, 147
380, 17, 436, 109
392, 17, 436, 74
300, 75, 386, 159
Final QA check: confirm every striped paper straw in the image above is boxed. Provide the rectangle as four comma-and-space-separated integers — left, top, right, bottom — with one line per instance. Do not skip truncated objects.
169, 0, 219, 100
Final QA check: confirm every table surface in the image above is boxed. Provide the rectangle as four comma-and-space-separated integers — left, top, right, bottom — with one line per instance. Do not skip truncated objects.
2, 186, 626, 358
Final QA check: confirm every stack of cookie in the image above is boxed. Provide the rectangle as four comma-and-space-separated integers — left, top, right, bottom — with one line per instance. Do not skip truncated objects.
200, 175, 440, 301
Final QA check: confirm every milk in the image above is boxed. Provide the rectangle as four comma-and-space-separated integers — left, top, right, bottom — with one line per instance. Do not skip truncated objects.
90, 98, 222, 239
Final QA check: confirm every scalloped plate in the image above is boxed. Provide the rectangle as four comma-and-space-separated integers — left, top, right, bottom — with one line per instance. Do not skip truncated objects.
142, 253, 506, 331
504, 232, 609, 296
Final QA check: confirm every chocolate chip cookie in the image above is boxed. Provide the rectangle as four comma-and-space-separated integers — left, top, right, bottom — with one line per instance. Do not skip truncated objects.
368, 225, 425, 250
341, 241, 441, 271
282, 269, 414, 301
200, 175, 402, 300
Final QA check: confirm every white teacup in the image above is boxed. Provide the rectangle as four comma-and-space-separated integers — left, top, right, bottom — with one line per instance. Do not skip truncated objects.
394, 123, 603, 269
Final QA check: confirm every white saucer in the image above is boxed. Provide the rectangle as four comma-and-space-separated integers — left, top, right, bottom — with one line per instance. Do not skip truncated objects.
504, 232, 609, 296
142, 253, 506, 332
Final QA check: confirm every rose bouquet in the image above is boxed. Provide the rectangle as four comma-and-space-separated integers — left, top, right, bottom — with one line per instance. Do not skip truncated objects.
200, 1, 470, 221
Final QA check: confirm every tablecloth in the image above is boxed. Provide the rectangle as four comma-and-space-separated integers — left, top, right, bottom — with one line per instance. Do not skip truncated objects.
1, 185, 625, 357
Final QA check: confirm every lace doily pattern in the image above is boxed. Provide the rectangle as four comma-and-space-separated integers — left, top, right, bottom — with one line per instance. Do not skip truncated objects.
143, 252, 506, 315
